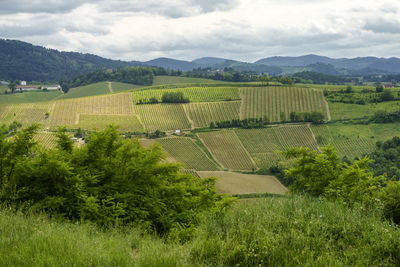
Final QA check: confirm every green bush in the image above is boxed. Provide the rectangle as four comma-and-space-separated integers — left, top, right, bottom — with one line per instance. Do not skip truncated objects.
0, 125, 230, 233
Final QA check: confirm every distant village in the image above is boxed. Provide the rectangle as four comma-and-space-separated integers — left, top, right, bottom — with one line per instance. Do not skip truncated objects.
0, 80, 61, 93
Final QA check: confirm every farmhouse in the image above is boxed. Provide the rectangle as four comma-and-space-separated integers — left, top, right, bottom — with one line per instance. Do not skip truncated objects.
14, 85, 38, 91
383, 83, 395, 88
41, 85, 61, 90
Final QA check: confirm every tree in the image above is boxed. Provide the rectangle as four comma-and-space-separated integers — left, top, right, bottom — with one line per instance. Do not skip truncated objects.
381, 89, 395, 101
282, 145, 384, 205
345, 85, 353, 93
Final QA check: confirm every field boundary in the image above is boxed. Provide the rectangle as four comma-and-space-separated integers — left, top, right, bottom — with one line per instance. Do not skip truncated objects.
196, 133, 226, 169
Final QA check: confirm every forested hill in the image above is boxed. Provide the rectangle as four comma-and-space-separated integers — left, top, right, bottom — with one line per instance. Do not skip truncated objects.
0, 39, 143, 82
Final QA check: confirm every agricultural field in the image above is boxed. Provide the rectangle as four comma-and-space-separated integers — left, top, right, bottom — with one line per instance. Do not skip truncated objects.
78, 115, 143, 132
184, 101, 241, 128
0, 91, 61, 104
157, 137, 220, 171
0, 86, 8, 94
235, 124, 318, 169
239, 87, 329, 122
134, 104, 191, 131
61, 82, 110, 99
133, 87, 240, 103
0, 103, 52, 126
329, 101, 400, 121
110, 82, 142, 92
49, 93, 134, 128
153, 76, 228, 85
34, 132, 58, 149
311, 124, 376, 159
197, 130, 255, 170
197, 171, 287, 195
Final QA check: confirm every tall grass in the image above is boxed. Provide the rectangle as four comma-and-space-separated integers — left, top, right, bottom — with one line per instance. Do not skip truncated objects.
1, 195, 399, 266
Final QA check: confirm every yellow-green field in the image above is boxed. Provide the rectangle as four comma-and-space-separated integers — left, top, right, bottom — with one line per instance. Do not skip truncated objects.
78, 115, 143, 132
197, 130, 255, 171
34, 132, 58, 149
197, 171, 287, 195
133, 87, 240, 103
61, 82, 110, 99
184, 101, 241, 128
240, 87, 329, 122
329, 101, 400, 121
0, 103, 52, 126
134, 104, 191, 131
157, 137, 220, 171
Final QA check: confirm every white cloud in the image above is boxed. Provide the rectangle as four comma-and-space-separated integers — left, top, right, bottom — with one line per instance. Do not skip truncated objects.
1, 0, 400, 61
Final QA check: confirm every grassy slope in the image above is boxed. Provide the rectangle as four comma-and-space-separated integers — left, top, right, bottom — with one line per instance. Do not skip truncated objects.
153, 76, 230, 85
111, 82, 142, 92
329, 101, 400, 121
1, 195, 399, 266
61, 82, 110, 99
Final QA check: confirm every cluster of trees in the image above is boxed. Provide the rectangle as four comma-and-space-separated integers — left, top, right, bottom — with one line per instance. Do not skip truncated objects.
60, 66, 167, 93
369, 110, 400, 123
283, 145, 400, 224
0, 125, 230, 233
325, 88, 396, 105
185, 67, 259, 82
292, 71, 352, 84
210, 117, 270, 129
289, 111, 325, 124
137, 92, 189, 105
369, 137, 400, 181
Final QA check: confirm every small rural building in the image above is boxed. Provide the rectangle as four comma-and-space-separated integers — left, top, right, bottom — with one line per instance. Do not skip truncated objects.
41, 85, 61, 90
15, 85, 38, 91
173, 129, 181, 135
383, 83, 395, 88
20, 81, 27, 85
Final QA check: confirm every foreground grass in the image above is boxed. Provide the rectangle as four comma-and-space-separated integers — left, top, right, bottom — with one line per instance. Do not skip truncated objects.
1, 195, 399, 266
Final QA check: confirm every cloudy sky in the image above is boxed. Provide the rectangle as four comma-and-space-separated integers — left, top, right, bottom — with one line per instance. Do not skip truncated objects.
0, 0, 399, 62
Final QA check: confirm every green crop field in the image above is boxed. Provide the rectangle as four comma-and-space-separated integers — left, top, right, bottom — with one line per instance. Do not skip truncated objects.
61, 82, 110, 99
0, 86, 8, 94
235, 124, 318, 169
329, 101, 400, 121
153, 76, 229, 85
184, 101, 241, 128
133, 87, 240, 103
311, 124, 376, 159
157, 137, 220, 171
78, 114, 143, 132
110, 82, 142, 92
197, 130, 255, 170
240, 87, 329, 122
134, 104, 191, 131
0, 91, 61, 104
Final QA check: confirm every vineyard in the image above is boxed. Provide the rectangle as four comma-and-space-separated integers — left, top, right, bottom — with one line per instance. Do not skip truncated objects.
157, 137, 220, 171
49, 93, 134, 128
134, 104, 191, 131
133, 87, 240, 103
34, 132, 58, 149
184, 101, 241, 128
153, 76, 225, 85
197, 130, 255, 170
197, 171, 287, 195
1, 103, 52, 126
235, 125, 318, 169
239, 87, 328, 122
78, 115, 143, 132
311, 124, 376, 159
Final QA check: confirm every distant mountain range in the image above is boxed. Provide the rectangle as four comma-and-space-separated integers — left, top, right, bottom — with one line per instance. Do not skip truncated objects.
2, 38, 400, 82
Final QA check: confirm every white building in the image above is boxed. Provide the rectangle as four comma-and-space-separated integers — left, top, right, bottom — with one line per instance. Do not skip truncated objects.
20, 81, 27, 86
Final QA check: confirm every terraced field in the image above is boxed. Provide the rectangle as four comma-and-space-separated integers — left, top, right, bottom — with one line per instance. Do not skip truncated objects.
184, 101, 241, 128
49, 93, 134, 128
197, 171, 287, 195
157, 137, 219, 171
240, 87, 328, 122
235, 125, 318, 169
78, 115, 143, 132
197, 130, 255, 170
133, 87, 240, 103
134, 104, 191, 131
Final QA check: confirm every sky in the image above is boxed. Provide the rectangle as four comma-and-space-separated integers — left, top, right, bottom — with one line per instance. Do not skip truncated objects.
0, 0, 400, 62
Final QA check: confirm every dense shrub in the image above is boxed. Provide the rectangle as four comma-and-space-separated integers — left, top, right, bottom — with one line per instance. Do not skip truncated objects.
161, 92, 189, 103
0, 125, 230, 233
